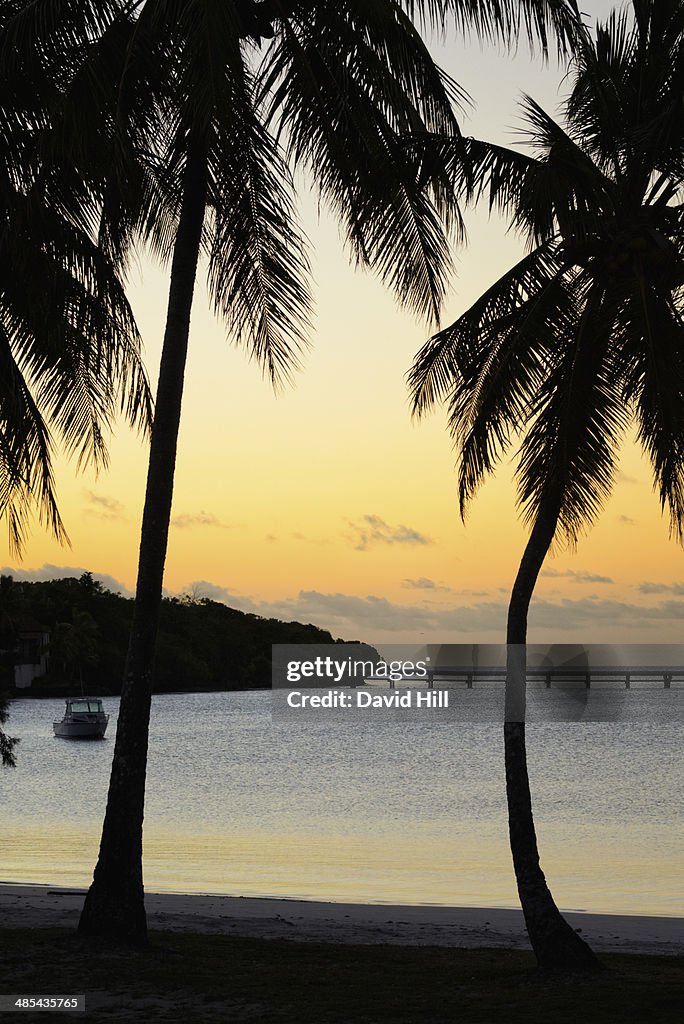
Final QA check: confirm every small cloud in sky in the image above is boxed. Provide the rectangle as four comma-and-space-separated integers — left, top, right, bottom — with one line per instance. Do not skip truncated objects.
349, 514, 432, 552
266, 534, 278, 543
171, 511, 229, 530
541, 568, 614, 584
638, 581, 684, 595
401, 577, 451, 592
183, 580, 258, 612
83, 490, 125, 521
616, 471, 639, 485
616, 515, 636, 526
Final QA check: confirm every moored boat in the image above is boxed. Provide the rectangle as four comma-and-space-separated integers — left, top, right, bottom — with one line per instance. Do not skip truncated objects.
53, 697, 109, 739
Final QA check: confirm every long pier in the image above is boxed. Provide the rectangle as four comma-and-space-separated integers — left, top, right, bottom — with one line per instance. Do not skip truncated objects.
378, 666, 684, 689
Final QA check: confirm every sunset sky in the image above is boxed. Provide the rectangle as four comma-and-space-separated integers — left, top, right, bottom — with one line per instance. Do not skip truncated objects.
7, 2, 684, 645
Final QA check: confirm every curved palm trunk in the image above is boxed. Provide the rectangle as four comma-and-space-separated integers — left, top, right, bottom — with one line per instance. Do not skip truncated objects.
505, 492, 601, 970
78, 132, 208, 943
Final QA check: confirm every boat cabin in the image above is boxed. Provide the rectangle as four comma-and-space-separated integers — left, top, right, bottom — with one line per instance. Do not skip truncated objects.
65, 698, 106, 715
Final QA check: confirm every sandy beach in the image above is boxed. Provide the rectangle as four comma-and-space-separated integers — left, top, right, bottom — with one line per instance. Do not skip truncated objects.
1, 883, 681, 955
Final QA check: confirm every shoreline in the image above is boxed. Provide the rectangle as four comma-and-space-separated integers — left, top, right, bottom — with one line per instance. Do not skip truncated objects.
1, 884, 682, 955
9, 687, 267, 699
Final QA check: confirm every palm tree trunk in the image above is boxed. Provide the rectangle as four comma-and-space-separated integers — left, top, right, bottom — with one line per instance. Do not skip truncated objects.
505, 491, 601, 970
78, 130, 208, 943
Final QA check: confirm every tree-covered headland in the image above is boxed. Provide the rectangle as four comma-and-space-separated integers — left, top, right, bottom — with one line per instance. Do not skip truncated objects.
1, 573, 345, 695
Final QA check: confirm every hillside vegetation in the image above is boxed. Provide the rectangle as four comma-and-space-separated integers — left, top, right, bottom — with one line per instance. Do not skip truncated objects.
1, 574, 347, 695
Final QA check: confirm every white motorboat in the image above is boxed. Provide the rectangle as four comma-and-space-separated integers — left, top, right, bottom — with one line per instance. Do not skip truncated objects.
53, 697, 109, 739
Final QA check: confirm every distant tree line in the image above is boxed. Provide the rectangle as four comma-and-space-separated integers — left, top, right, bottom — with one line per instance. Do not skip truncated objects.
1, 573, 344, 695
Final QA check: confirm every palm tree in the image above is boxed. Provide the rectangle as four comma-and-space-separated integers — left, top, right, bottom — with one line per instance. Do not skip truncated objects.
409, 0, 684, 969
2, 1, 581, 943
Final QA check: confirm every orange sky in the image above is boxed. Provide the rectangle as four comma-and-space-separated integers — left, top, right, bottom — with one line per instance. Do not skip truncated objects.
7, 3, 684, 644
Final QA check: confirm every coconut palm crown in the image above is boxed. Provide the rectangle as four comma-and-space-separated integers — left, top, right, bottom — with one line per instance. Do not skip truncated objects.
411, 0, 684, 552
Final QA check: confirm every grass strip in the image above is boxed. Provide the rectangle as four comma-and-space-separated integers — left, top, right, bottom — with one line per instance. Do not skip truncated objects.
0, 927, 681, 1022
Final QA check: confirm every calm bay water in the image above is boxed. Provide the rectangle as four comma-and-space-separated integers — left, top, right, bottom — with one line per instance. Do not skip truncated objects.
1, 691, 682, 915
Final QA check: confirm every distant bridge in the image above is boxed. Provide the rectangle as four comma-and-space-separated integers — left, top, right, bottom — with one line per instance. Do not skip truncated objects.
374, 666, 684, 689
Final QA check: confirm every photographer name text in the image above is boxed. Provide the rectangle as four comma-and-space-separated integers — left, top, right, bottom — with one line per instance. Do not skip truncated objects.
285, 689, 449, 710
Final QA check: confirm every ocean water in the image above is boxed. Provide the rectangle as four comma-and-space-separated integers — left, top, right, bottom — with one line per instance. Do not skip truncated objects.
1, 691, 681, 916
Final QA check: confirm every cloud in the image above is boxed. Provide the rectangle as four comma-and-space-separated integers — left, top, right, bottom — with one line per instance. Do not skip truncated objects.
0, 563, 133, 597
259, 590, 468, 633
171, 511, 229, 530
616, 471, 639, 485
401, 577, 451, 592
638, 582, 669, 595
616, 515, 636, 526
638, 581, 684, 595
172, 575, 684, 649
182, 582, 684, 642
83, 491, 125, 521
540, 568, 614, 584
181, 580, 259, 612
348, 514, 432, 551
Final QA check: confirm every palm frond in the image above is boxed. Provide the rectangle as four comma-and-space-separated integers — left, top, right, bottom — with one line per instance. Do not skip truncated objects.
451, 269, 578, 517
408, 242, 566, 417
626, 282, 684, 538
516, 283, 631, 543
512, 96, 618, 244
0, 322, 66, 555
206, 68, 312, 390
404, 0, 583, 54
262, 3, 459, 322
0, 0, 127, 76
